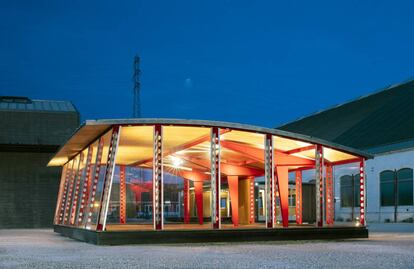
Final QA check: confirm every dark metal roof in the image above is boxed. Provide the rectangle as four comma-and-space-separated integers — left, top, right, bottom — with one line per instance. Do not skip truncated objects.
278, 78, 414, 154
0, 96, 77, 113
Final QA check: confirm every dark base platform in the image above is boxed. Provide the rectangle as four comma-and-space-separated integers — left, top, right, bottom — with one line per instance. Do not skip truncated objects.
54, 225, 368, 245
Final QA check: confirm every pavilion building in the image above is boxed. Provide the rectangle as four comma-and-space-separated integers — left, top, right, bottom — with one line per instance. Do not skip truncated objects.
49, 119, 370, 244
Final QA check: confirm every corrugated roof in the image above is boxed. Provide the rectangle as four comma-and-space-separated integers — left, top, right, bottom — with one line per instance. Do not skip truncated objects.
0, 96, 77, 113
278, 78, 414, 154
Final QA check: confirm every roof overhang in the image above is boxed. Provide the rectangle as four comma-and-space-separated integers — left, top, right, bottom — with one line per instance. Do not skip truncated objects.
48, 118, 373, 166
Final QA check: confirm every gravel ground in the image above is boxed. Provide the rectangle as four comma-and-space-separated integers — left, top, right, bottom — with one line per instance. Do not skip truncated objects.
1, 225, 414, 269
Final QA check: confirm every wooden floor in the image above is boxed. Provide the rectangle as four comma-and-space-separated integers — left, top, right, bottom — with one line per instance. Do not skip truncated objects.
104, 223, 326, 231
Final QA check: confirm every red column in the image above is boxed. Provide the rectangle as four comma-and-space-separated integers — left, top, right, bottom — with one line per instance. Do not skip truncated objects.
119, 165, 127, 224
359, 159, 366, 226
315, 145, 324, 227
295, 170, 302, 225
325, 164, 334, 225
183, 178, 190, 224
276, 166, 289, 228
248, 176, 255, 224
228, 176, 239, 227
194, 181, 204, 225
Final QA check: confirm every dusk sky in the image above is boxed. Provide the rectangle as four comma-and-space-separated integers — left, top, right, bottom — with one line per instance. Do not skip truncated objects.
1, 1, 414, 127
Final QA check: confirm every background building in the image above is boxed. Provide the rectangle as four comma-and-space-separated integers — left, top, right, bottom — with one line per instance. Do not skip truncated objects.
0, 96, 79, 228
279, 79, 414, 223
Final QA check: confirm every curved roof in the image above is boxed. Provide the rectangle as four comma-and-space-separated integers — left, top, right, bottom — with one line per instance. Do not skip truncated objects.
48, 118, 372, 166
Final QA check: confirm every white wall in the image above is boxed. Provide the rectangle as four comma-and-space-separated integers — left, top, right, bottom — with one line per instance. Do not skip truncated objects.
334, 148, 414, 223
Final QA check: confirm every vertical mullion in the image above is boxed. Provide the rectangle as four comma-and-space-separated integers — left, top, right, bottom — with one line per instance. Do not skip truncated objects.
57, 160, 74, 224
295, 170, 302, 225
315, 145, 324, 227
76, 145, 93, 226
210, 127, 221, 229
63, 156, 81, 225
97, 126, 121, 231
69, 152, 85, 225
265, 134, 274, 228
153, 125, 163, 230
85, 137, 104, 229
359, 159, 366, 226
54, 164, 68, 224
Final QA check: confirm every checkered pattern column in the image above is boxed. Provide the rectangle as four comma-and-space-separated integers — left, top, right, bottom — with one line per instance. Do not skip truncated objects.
249, 176, 255, 224
85, 137, 104, 229
265, 134, 275, 228
63, 157, 80, 225
211, 127, 221, 229
315, 145, 324, 227
97, 126, 121, 231
359, 159, 366, 226
69, 153, 85, 225
76, 146, 94, 226
325, 164, 334, 225
153, 125, 164, 230
183, 178, 190, 224
295, 170, 302, 225
119, 165, 127, 224
56, 162, 72, 224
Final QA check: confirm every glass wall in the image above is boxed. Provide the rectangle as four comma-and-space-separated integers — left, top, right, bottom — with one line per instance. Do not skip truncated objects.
105, 126, 154, 231
77, 141, 99, 227
162, 126, 211, 229
83, 130, 113, 230
220, 130, 265, 228
54, 162, 70, 225
62, 155, 81, 225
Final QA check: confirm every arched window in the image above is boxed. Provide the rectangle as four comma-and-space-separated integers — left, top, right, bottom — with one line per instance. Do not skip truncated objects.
397, 168, 413, 206
380, 170, 395, 206
340, 175, 359, 207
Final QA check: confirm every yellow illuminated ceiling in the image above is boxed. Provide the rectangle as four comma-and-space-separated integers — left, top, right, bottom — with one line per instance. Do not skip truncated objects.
50, 122, 365, 172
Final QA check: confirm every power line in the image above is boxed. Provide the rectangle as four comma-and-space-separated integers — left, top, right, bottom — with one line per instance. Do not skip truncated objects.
132, 55, 141, 118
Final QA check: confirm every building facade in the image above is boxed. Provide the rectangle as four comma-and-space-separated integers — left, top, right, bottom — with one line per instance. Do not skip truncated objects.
279, 79, 414, 223
0, 96, 79, 228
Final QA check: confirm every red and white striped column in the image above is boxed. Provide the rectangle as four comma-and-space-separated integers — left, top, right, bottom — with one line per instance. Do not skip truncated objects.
211, 127, 221, 229
315, 145, 324, 227
56, 161, 73, 224
265, 134, 275, 228
85, 137, 104, 229
119, 165, 127, 224
69, 152, 85, 225
295, 170, 302, 225
97, 126, 121, 231
325, 164, 334, 225
76, 145, 94, 226
153, 125, 163, 230
359, 159, 366, 226
248, 176, 255, 224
